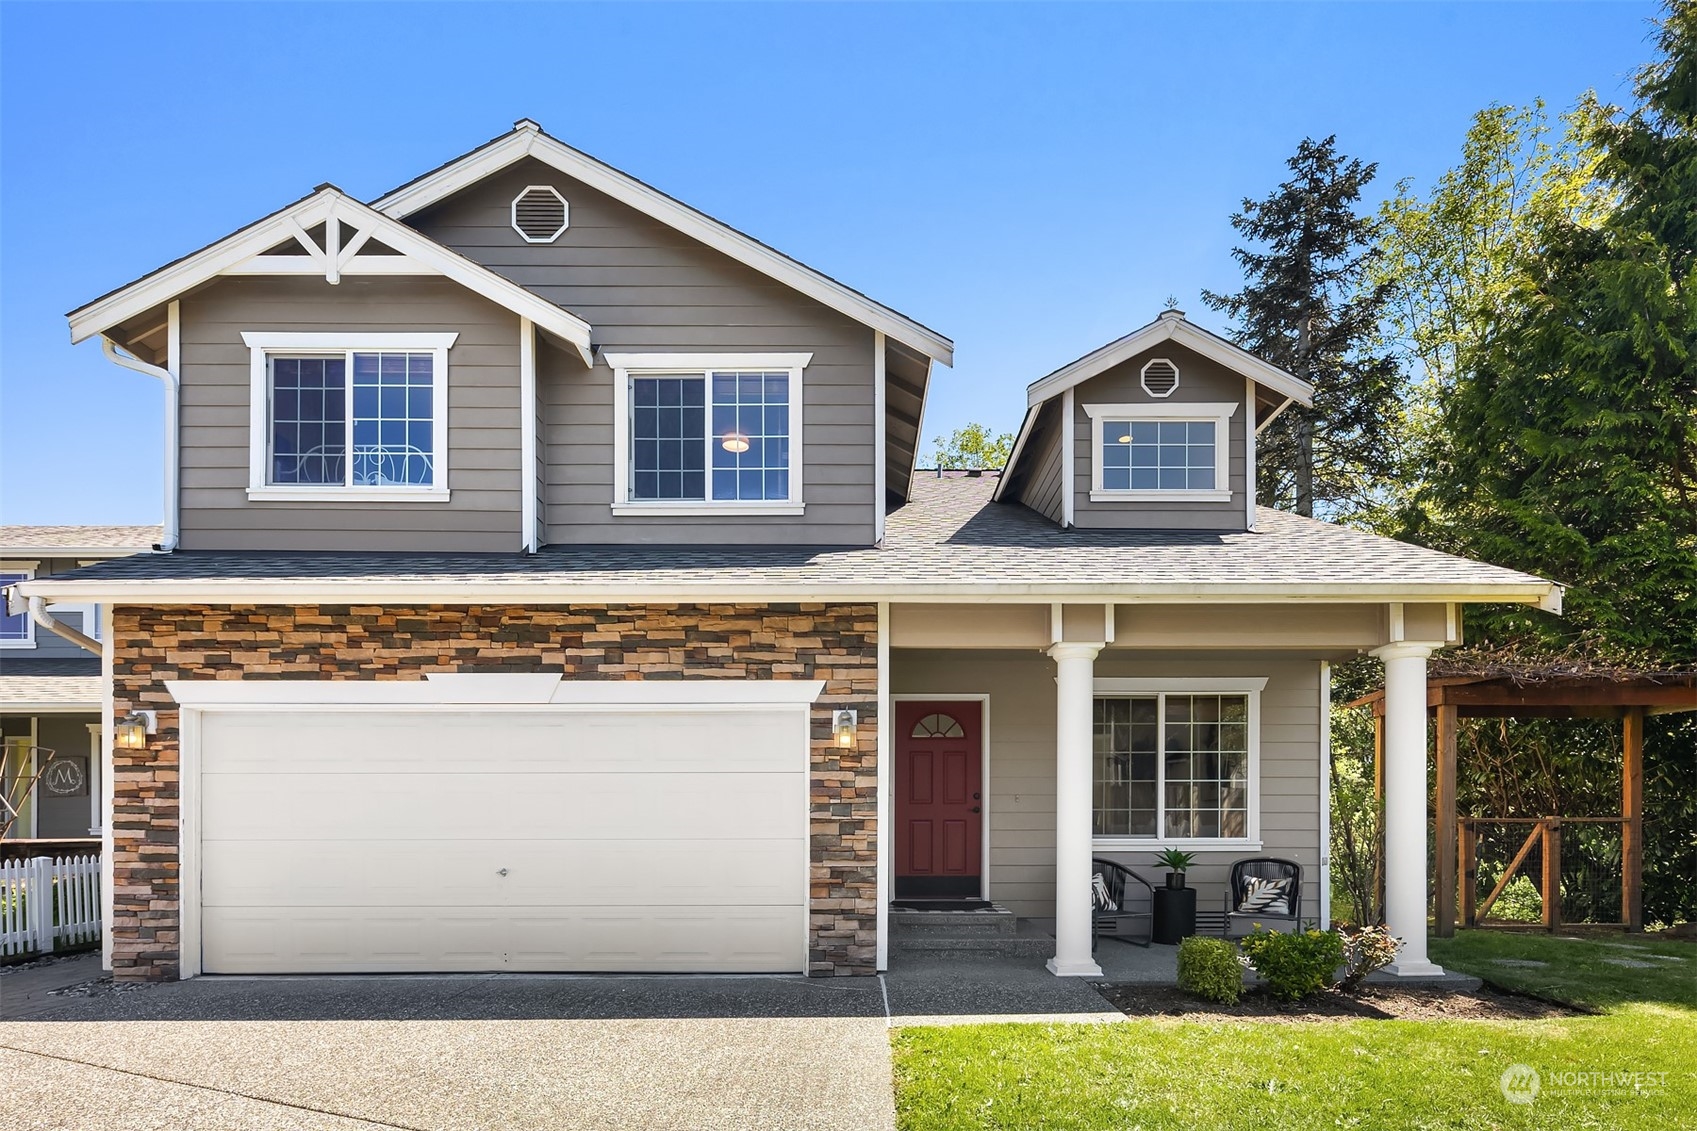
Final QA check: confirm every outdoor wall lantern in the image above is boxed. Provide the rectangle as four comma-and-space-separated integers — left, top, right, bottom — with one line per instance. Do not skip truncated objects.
832, 708, 858, 749
114, 711, 157, 750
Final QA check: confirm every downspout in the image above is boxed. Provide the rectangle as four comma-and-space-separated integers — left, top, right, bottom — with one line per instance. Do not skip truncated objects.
28, 597, 101, 656
100, 300, 179, 551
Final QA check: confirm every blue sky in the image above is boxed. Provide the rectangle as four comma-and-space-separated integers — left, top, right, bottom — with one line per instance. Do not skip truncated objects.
0, 1, 1660, 524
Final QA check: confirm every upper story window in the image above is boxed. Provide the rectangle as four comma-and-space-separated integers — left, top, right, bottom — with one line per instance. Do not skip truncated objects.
1084, 401, 1238, 504
242, 333, 457, 502
0, 564, 35, 648
605, 353, 811, 517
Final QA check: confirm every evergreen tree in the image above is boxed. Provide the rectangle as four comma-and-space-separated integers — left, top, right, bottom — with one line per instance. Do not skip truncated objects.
1203, 137, 1403, 518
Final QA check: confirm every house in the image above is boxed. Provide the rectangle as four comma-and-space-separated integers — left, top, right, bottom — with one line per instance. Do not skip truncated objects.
1, 526, 158, 845
13, 121, 1561, 983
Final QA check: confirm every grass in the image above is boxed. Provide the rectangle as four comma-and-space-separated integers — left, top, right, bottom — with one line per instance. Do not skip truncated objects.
891, 932, 1697, 1130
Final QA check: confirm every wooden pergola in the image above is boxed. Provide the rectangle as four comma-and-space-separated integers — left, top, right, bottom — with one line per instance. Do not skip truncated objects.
1350, 666, 1697, 936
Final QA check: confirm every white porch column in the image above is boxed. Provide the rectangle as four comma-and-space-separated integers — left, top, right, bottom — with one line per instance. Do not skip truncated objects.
1048, 641, 1103, 977
1374, 641, 1445, 976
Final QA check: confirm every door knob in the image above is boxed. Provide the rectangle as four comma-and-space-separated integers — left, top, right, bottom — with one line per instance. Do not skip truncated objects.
497, 868, 509, 877
972, 792, 981, 801
969, 806, 981, 814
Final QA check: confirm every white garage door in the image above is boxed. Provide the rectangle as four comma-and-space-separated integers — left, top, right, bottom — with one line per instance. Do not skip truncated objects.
197, 707, 807, 974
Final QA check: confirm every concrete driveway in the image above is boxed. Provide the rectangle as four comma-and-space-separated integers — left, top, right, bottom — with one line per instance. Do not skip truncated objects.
2, 954, 1126, 1130
2, 971, 896, 1131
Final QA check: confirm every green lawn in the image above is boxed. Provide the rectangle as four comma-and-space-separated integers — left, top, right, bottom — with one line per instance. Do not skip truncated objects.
892, 933, 1697, 1130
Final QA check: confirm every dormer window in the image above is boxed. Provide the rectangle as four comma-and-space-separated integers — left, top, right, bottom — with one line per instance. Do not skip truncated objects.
1084, 402, 1238, 503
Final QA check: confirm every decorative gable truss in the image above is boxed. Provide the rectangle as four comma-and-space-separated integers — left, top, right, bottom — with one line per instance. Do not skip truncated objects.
67, 187, 594, 365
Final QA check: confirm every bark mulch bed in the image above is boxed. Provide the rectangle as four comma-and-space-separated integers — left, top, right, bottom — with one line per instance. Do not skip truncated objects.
1098, 983, 1579, 1022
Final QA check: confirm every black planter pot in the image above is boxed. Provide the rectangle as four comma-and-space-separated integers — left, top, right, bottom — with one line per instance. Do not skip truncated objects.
1165, 871, 1186, 890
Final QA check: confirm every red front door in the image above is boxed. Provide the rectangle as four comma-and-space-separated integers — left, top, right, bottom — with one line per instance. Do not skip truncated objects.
895, 701, 983, 899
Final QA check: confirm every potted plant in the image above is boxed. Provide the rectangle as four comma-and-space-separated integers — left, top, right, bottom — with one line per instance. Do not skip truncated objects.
1154, 847, 1197, 890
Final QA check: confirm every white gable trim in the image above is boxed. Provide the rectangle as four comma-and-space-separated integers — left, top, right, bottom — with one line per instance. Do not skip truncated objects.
1025, 314, 1312, 409
68, 189, 594, 366
371, 123, 954, 366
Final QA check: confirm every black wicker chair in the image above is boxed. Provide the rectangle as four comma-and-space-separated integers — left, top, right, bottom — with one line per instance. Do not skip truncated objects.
1092, 857, 1155, 948
1224, 856, 1302, 938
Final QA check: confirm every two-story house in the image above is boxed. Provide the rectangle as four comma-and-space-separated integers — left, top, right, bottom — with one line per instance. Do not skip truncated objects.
1, 526, 158, 843
18, 121, 1561, 984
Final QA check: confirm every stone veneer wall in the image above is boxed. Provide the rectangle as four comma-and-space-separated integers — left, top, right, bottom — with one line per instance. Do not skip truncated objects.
111, 603, 879, 980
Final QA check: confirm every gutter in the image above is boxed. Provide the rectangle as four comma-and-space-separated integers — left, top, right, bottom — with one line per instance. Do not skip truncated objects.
100, 302, 179, 552
27, 596, 101, 656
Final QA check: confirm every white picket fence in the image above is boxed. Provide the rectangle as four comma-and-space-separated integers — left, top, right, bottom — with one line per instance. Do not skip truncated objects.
0, 855, 102, 958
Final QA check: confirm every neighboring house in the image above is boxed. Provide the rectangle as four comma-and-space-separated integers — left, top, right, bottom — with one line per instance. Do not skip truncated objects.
16, 121, 1561, 983
1, 526, 159, 841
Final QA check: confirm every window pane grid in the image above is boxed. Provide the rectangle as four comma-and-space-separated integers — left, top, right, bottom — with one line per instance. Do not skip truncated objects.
351, 352, 434, 486
269, 356, 346, 485
1101, 419, 1216, 492
1093, 693, 1249, 840
629, 369, 792, 503
710, 371, 789, 501
631, 376, 706, 500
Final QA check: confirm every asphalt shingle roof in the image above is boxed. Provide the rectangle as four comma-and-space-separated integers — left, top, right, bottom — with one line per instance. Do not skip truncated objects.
0, 658, 103, 711
1, 525, 161, 553
16, 479, 1553, 601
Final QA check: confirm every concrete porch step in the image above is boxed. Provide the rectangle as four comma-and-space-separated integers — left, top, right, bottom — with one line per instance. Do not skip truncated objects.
890, 904, 1018, 938
889, 917, 1056, 960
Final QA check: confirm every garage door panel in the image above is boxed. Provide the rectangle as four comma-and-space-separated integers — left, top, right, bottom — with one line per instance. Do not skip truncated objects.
196, 703, 809, 974
202, 710, 799, 775
203, 837, 805, 908
201, 772, 804, 842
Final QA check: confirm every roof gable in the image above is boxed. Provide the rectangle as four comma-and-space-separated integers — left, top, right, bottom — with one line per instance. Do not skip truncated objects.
371, 121, 953, 365
1024, 311, 1313, 409
67, 187, 594, 364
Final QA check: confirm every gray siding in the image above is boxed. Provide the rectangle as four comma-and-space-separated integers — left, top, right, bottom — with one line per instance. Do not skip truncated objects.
1069, 342, 1249, 531
1014, 400, 1065, 524
408, 158, 877, 546
891, 650, 1323, 923
176, 276, 523, 552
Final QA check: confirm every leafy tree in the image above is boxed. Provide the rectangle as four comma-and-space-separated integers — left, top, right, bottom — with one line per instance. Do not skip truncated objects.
929, 422, 1014, 470
1203, 136, 1403, 519
1404, 3, 1697, 923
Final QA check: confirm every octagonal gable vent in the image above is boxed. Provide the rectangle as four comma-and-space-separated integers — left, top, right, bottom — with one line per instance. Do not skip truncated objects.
511, 185, 569, 243
1140, 357, 1180, 398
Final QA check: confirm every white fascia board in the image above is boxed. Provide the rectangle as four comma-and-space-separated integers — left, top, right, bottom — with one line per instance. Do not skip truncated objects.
68, 189, 594, 366
372, 126, 954, 366
1026, 317, 1314, 410
991, 406, 1040, 503
17, 575, 1562, 607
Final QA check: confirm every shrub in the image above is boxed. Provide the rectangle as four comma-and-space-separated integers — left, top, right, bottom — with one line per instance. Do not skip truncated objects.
1177, 936, 1243, 1004
1490, 875, 1544, 922
1337, 923, 1402, 992
1239, 927, 1345, 1000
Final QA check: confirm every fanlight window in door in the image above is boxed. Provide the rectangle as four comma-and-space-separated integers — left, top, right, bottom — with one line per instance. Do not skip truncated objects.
911, 713, 966, 739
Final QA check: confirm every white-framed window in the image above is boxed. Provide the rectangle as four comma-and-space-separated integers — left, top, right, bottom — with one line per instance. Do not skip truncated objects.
1084, 401, 1237, 503
1092, 677, 1265, 849
242, 332, 457, 502
605, 352, 810, 516
0, 562, 37, 648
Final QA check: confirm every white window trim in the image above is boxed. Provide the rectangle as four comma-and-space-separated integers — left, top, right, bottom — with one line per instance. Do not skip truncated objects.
1090, 676, 1266, 851
0, 561, 38, 648
1084, 401, 1238, 504
606, 352, 811, 517
243, 332, 458, 502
